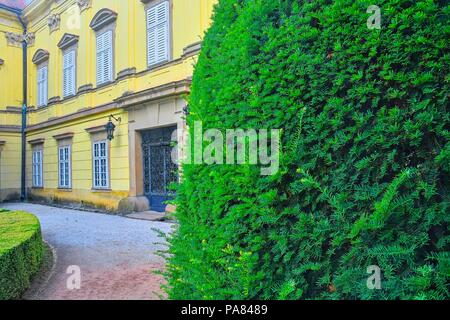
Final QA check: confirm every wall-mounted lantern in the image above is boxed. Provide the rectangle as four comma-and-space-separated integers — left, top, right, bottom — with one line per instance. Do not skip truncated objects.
183, 104, 189, 116
105, 115, 121, 141
0, 59, 4, 66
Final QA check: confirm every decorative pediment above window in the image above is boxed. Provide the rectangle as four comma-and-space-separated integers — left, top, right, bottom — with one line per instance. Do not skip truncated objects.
32, 49, 50, 65
89, 9, 118, 31
53, 132, 74, 141
58, 33, 79, 50
28, 138, 45, 145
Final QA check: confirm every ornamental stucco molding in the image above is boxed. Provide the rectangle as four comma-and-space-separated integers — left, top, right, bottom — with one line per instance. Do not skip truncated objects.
5, 32, 22, 47
76, 0, 92, 12
23, 32, 36, 47
48, 14, 61, 33
6, 32, 36, 47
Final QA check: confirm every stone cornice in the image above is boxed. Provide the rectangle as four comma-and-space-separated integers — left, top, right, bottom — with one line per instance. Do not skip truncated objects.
0, 106, 22, 114
26, 79, 191, 132
114, 79, 191, 109
23, 0, 71, 23
181, 41, 202, 59
0, 125, 21, 132
26, 102, 117, 132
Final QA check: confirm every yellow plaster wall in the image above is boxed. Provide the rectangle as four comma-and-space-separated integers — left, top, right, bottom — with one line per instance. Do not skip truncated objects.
0, 131, 21, 200
25, 0, 217, 120
0, 10, 24, 117
26, 109, 129, 210
0, 0, 217, 209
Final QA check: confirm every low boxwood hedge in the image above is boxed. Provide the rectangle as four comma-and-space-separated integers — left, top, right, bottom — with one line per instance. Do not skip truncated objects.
0, 210, 43, 300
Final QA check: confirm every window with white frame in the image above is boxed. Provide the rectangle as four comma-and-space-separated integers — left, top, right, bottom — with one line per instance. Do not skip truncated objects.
93, 140, 109, 189
37, 64, 48, 107
147, 1, 170, 67
62, 49, 76, 97
58, 145, 71, 188
32, 148, 43, 187
96, 30, 113, 85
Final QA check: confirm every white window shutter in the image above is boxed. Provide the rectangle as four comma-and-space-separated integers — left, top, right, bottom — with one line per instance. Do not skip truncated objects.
38, 66, 48, 107
43, 66, 48, 106
147, 1, 169, 67
63, 50, 76, 97
106, 31, 113, 82
157, 1, 169, 63
96, 31, 113, 85
69, 50, 75, 95
147, 6, 157, 66
63, 53, 68, 97
37, 68, 42, 106
96, 34, 104, 85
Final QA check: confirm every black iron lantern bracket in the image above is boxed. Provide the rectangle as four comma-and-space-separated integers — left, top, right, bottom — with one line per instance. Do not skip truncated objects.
105, 114, 122, 141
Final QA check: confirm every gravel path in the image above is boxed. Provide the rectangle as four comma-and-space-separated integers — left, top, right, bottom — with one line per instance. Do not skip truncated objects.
1, 203, 174, 300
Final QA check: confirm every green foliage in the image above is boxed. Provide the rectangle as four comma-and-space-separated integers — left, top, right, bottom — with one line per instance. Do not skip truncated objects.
0, 211, 43, 300
165, 0, 450, 299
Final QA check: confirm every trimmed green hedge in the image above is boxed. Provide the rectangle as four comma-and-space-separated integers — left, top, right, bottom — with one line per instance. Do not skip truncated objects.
166, 0, 449, 299
0, 210, 43, 300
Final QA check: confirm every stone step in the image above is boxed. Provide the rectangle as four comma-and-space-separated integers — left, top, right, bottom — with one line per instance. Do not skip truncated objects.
125, 211, 166, 222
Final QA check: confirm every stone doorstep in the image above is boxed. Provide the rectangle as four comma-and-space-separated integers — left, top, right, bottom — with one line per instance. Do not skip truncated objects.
125, 211, 166, 222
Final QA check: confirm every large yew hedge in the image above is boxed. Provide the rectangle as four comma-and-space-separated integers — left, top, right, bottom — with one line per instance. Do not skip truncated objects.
166, 0, 449, 299
0, 210, 43, 300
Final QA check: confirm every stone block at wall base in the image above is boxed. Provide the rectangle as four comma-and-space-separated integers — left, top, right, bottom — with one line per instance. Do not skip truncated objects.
165, 204, 176, 214
27, 188, 129, 214
0, 189, 20, 202
118, 196, 150, 214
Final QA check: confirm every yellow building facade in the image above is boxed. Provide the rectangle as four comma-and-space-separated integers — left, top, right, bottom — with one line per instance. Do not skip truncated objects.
0, 0, 216, 212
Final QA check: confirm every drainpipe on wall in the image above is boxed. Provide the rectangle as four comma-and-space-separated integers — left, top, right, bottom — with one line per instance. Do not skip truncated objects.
17, 13, 28, 201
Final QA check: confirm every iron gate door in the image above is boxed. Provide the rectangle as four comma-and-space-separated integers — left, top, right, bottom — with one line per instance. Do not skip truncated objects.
142, 126, 178, 212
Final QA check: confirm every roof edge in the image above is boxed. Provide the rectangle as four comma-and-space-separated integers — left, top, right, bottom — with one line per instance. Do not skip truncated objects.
0, 3, 23, 15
